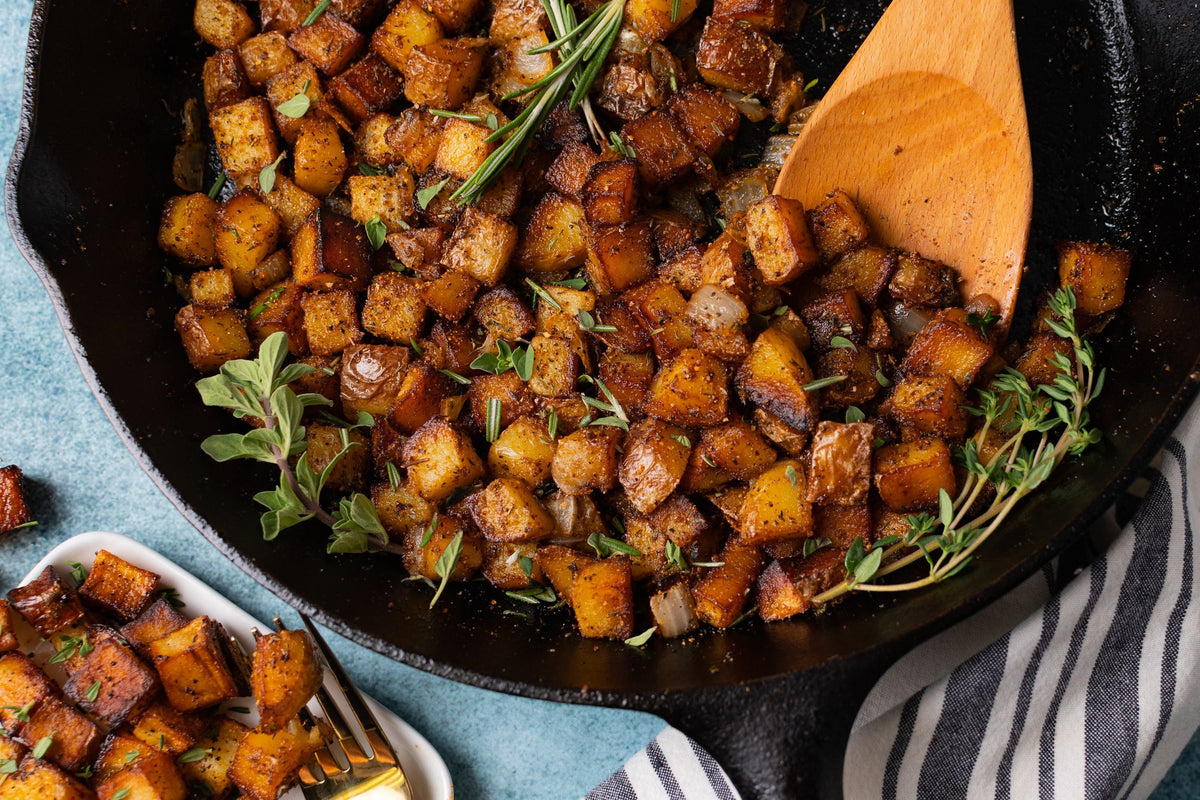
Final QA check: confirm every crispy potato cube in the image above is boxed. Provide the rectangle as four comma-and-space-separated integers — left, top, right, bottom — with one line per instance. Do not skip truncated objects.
467, 479, 557, 543
355, 112, 403, 168
259, 174, 320, 237
474, 287, 535, 342
874, 439, 956, 512
627, 279, 694, 360
209, 97, 280, 178
626, 0, 697, 41
735, 327, 817, 432
384, 108, 446, 174
571, 556, 634, 639
596, 352, 653, 418
1057, 241, 1131, 316
618, 418, 691, 514
372, 482, 435, 539
815, 505, 872, 548
339, 344, 410, 420
738, 459, 814, 544
551, 426, 621, 495
807, 421, 874, 506
402, 513, 483, 580
692, 543, 765, 627
401, 418, 486, 502
288, 11, 364, 75
809, 189, 871, 262
0, 467, 31, 538
697, 421, 776, 481
195, 0, 256, 49
158, 193, 218, 266
666, 86, 740, 160
264, 61, 325, 144
0, 653, 56, 734
800, 288, 866, 350
695, 17, 783, 96
131, 702, 203, 756
888, 252, 961, 308
901, 308, 995, 388
238, 32, 297, 87
293, 116, 348, 197
259, 0, 319, 33
305, 424, 370, 492
18, 696, 100, 772
372, 0, 444, 72
1015, 331, 1075, 389
6, 566, 86, 638
481, 541, 543, 590
527, 335, 581, 398
467, 371, 534, 432
118, 600, 189, 662
443, 207, 518, 287
516, 193, 588, 272
884, 374, 969, 439
585, 220, 655, 297
581, 160, 639, 228
361, 273, 427, 344
64, 629, 159, 726
488, 415, 556, 485
404, 38, 487, 109
348, 172, 416, 234
247, 281, 307, 355
389, 361, 454, 433
713, 0, 787, 30
146, 617, 241, 712
419, 269, 480, 322
252, 630, 322, 729
648, 494, 710, 549
95, 749, 187, 800
188, 268, 235, 309
302, 290, 364, 355
621, 110, 697, 187
181, 717, 247, 800
821, 245, 898, 306
419, 0, 483, 31
333, 0, 389, 26
545, 141, 607, 200
229, 718, 321, 800
532, 544, 582, 605
643, 349, 730, 427
434, 118, 496, 181
757, 548, 846, 621
214, 191, 283, 296
744, 196, 820, 286
387, 227, 445, 276
203, 49, 251, 112
0, 756, 95, 800
0, 600, 16, 653
78, 550, 160, 622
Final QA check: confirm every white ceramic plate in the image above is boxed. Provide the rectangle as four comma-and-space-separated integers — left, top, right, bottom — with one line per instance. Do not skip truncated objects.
14, 531, 454, 800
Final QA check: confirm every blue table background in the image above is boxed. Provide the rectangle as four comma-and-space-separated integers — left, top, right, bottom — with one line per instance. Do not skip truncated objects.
0, 1, 1195, 797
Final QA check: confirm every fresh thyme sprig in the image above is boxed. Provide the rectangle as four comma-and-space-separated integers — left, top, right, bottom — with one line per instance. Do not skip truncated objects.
195, 332, 394, 555
450, 0, 625, 205
813, 287, 1105, 606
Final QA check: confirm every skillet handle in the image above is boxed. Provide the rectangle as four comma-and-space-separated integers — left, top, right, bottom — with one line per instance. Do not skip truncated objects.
649, 654, 895, 800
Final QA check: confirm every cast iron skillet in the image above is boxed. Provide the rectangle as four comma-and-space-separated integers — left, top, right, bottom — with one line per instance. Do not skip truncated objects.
7, 0, 1200, 796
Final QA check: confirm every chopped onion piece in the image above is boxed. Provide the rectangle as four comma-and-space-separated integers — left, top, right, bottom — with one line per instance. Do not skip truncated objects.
721, 89, 770, 122
650, 582, 699, 638
761, 135, 798, 169
687, 285, 749, 331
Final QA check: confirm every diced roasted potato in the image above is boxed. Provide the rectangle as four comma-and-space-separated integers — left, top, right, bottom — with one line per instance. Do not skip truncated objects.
695, 420, 776, 481
466, 371, 534, 431
158, 193, 219, 266
0, 756, 96, 800
1015, 331, 1075, 389
434, 117, 496, 181
15, 696, 99, 772
585, 219, 655, 297
420, 269, 481, 321
78, 550, 160, 622
618, 418, 691, 514
293, 116, 349, 197
625, 0, 697, 41
214, 190, 283, 296
361, 273, 427, 344
348, 171, 417, 234
0, 600, 16, 653
888, 251, 961, 308
735, 327, 817, 433
489, 415, 556, 485
404, 38, 488, 109
238, 31, 297, 87
229, 718, 322, 800
571, 556, 634, 639
145, 617, 241, 712
545, 141, 607, 200
808, 189, 871, 262
259, 174, 321, 237
806, 421, 874, 506
527, 335, 581, 398
1057, 241, 1131, 316
288, 11, 365, 75
180, 716, 248, 800
712, 0, 787, 30
441, 207, 518, 287
388, 360, 455, 433
596, 351, 653, 417
800, 288, 866, 350
372, 482, 435, 539
6, 566, 86, 639
756, 547, 846, 621
516, 193, 588, 272
209, 97, 280, 177
371, 0, 444, 72
551, 426, 622, 495
466, 478, 557, 542
581, 160, 639, 228
203, 49, 251, 112
95, 750, 187, 800
118, 600, 190, 662
0, 466, 31, 538
874, 438, 956, 512
821, 245, 897, 306
743, 195, 820, 286
402, 513, 484, 580
194, 0, 257, 49
64, 627, 160, 726
291, 209, 372, 291
814, 505, 872, 548
305, 424, 371, 492
252, 630, 322, 729
0, 653, 56, 735
339, 344, 411, 420
666, 84, 740, 159
737, 459, 814, 544
695, 17, 784, 96
419, 0, 484, 31
130, 701, 203, 756
189, 268, 236, 309
301, 290, 364, 355
901, 308, 995, 388
643, 349, 730, 427
621, 110, 697, 187
481, 541, 543, 590
401, 417, 486, 502
385, 108, 447, 174
884, 374, 969, 439
691, 542, 765, 628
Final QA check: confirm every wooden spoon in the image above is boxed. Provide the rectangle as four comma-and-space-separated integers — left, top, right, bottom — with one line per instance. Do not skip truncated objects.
774, 0, 1032, 324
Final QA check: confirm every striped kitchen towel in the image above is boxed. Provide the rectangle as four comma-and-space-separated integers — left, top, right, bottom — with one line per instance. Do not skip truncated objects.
587, 394, 1200, 800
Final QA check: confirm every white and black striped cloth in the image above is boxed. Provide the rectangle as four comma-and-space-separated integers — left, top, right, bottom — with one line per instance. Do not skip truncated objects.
586, 398, 1200, 800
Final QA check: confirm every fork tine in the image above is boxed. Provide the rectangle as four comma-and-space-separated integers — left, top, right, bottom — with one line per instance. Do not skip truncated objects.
299, 613, 400, 765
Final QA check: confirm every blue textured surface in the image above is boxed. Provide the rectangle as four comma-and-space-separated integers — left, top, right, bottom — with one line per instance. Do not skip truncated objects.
0, 1, 1195, 798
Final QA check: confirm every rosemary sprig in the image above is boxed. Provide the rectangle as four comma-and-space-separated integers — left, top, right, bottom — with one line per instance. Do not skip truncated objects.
195, 332, 395, 555
812, 287, 1105, 606
450, 0, 624, 205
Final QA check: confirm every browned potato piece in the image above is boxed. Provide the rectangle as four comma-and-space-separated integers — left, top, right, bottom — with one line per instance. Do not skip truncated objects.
808, 189, 871, 262
159, 193, 218, 266
481, 541, 543, 590
822, 245, 898, 306
443, 207, 518, 287
667, 85, 740, 159
95, 730, 157, 782
528, 335, 581, 398
744, 196, 820, 286
239, 31, 297, 87
229, 718, 322, 800
203, 49, 251, 112
517, 193, 589, 272
372, 482, 436, 538
901, 308, 995, 388
420, 0, 484, 31
419, 269, 480, 322
252, 630, 323, 729
1057, 241, 1131, 316
545, 141, 607, 200
551, 426, 622, 495
95, 753, 187, 800
291, 209, 372, 292
618, 418, 691, 514
884, 374, 969, 440
434, 117, 496, 181
581, 160, 639, 227
64, 627, 160, 726
404, 38, 488, 109
466, 371, 534, 431
0, 653, 56, 734
888, 252, 961, 308
339, 344, 411, 420
401, 417, 486, 502
78, 550, 160, 622
571, 556, 634, 639
800, 288, 867, 350
119, 599, 190, 662
0, 756, 96, 800
146, 617, 241, 712
874, 439, 956, 512
130, 701, 203, 756
738, 459, 814, 544
695, 17, 784, 96
349, 172, 417, 234
0, 600, 17, 653
302, 290, 364, 356
585, 220, 655, 297
643, 349, 730, 428
189, 268, 236, 309
372, 0, 444, 72
735, 327, 818, 433
625, 0, 697, 41
389, 361, 454, 434
332, 54, 404, 122
0, 467, 29, 538
214, 190, 283, 296
815, 505, 873, 548
294, 116, 349, 197
488, 415, 556, 485
1015, 331, 1075, 389
402, 514, 484, 580
260, 174, 321, 237
305, 424, 371, 493
6, 566, 86, 639
195, 0, 257, 49
713, 0, 787, 30
467, 478, 557, 543
692, 543, 765, 628
180, 716, 248, 799
209, 97, 280, 178
807, 421, 874, 506
288, 11, 364, 75
385, 108, 447, 174
620, 110, 697, 187
757, 548, 847, 621
17, 696, 99, 772
694, 421, 776, 481
533, 544, 582, 605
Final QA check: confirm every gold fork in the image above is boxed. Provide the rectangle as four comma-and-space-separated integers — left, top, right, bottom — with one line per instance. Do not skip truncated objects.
266, 613, 416, 800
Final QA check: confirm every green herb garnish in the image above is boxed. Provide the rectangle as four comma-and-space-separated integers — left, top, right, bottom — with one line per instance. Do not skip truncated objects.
364, 215, 387, 250
586, 532, 641, 558
32, 735, 53, 760
248, 286, 286, 321
258, 152, 286, 194
177, 747, 212, 765
803, 376, 846, 391
430, 531, 464, 608
206, 172, 226, 200
66, 561, 88, 585
485, 397, 503, 443
624, 626, 656, 647
275, 80, 311, 118
416, 178, 449, 210
302, 0, 331, 26
577, 309, 617, 333
85, 681, 101, 703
